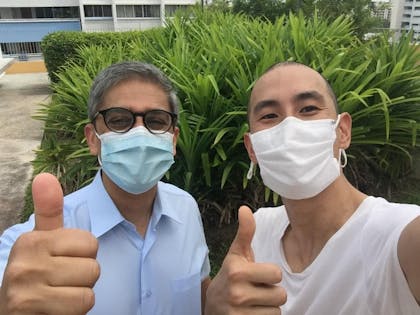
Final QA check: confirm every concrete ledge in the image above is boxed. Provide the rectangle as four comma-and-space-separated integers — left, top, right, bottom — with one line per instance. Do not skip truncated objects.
0, 57, 15, 74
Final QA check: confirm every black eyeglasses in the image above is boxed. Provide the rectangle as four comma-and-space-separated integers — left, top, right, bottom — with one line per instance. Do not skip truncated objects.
93, 107, 177, 134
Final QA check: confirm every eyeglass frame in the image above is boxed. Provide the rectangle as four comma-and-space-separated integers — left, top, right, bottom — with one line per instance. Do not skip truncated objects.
92, 107, 178, 134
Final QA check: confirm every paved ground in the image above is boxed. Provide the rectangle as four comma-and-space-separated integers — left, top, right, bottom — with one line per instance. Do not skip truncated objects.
5, 59, 47, 74
0, 72, 50, 234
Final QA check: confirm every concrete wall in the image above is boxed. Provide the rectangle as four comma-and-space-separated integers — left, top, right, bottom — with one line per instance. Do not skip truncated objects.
83, 18, 113, 31
116, 18, 161, 31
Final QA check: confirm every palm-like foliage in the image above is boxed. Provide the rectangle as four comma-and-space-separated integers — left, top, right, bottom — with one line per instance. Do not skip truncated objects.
32, 9, 420, 224
327, 33, 420, 191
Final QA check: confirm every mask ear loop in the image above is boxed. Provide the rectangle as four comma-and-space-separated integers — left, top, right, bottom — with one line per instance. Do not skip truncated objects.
333, 114, 342, 130
339, 148, 347, 168
95, 131, 103, 166
247, 161, 255, 180
335, 115, 347, 168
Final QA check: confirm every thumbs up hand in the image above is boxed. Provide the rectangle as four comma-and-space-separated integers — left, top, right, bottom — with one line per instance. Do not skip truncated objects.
0, 173, 100, 315
33, 172, 64, 230
205, 206, 287, 315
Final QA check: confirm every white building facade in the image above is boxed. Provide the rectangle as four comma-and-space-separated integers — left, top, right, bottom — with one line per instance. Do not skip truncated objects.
0, 0, 197, 57
372, 0, 392, 22
390, 0, 420, 40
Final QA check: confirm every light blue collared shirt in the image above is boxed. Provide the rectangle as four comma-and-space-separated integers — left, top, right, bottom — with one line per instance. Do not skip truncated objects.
0, 171, 210, 315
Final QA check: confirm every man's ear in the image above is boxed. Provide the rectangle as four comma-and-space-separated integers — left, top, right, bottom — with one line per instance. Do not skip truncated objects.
244, 133, 258, 164
172, 127, 179, 156
338, 112, 352, 150
85, 123, 100, 156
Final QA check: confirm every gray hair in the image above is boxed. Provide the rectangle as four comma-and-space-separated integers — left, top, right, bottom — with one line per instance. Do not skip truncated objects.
87, 61, 179, 121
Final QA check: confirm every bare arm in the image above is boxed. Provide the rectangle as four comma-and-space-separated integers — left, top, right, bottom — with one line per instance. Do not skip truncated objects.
398, 216, 420, 304
201, 276, 211, 314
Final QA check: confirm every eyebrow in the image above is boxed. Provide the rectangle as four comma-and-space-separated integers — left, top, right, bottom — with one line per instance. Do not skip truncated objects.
293, 90, 325, 103
252, 99, 280, 116
252, 90, 325, 116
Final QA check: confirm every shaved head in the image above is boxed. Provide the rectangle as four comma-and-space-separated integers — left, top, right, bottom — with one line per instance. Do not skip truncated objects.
253, 61, 339, 114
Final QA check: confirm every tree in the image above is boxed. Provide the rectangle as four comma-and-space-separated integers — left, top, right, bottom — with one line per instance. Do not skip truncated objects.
283, 0, 317, 16
312, 0, 380, 38
232, 0, 285, 22
208, 0, 231, 12
232, 0, 383, 38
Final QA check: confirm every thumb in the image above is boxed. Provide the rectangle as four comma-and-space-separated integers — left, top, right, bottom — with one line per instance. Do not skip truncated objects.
32, 173, 64, 231
228, 205, 256, 262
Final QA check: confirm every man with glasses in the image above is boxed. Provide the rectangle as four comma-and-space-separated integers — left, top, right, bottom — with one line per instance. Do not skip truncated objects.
0, 61, 211, 314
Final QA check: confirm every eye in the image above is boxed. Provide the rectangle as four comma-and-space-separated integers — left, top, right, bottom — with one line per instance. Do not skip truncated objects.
299, 105, 319, 114
148, 118, 166, 128
259, 112, 278, 120
145, 111, 172, 131
107, 114, 132, 129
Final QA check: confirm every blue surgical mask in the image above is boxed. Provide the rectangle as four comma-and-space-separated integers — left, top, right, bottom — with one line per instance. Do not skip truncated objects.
96, 126, 175, 194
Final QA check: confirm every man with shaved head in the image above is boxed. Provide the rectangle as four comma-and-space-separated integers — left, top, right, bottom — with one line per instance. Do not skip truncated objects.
205, 62, 420, 315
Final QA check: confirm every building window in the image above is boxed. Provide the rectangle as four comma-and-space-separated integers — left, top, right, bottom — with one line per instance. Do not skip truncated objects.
35, 7, 79, 18
35, 7, 53, 18
165, 5, 191, 17
84, 5, 112, 18
143, 5, 160, 17
116, 5, 160, 18
20, 8, 32, 18
0, 7, 79, 19
117, 5, 135, 18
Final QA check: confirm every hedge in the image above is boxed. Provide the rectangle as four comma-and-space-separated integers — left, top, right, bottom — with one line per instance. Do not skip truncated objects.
41, 29, 162, 83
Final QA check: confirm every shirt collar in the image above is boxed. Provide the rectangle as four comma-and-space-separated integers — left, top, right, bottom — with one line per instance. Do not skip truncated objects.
86, 172, 183, 237
87, 171, 125, 238
151, 182, 183, 229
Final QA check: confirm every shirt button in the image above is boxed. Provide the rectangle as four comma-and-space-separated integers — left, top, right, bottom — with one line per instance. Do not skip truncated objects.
145, 290, 152, 298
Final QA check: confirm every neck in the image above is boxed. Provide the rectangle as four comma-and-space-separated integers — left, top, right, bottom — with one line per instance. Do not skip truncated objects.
281, 175, 367, 272
102, 172, 156, 237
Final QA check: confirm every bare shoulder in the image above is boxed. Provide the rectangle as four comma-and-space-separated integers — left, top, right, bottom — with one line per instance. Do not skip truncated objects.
398, 215, 420, 304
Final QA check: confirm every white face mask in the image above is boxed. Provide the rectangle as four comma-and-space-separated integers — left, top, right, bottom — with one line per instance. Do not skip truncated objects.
248, 115, 347, 200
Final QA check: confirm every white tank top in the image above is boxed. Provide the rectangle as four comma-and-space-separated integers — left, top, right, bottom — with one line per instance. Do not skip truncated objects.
252, 196, 420, 315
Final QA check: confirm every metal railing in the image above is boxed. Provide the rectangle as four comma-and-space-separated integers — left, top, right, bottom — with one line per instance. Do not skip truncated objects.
0, 42, 42, 59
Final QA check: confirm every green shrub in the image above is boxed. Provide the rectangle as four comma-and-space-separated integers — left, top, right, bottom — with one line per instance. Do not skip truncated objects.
29, 9, 420, 226
41, 30, 155, 83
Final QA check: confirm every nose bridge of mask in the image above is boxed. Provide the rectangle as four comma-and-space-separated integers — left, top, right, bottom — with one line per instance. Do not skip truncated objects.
250, 115, 337, 151
95, 125, 174, 162
249, 116, 298, 148
96, 125, 151, 141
